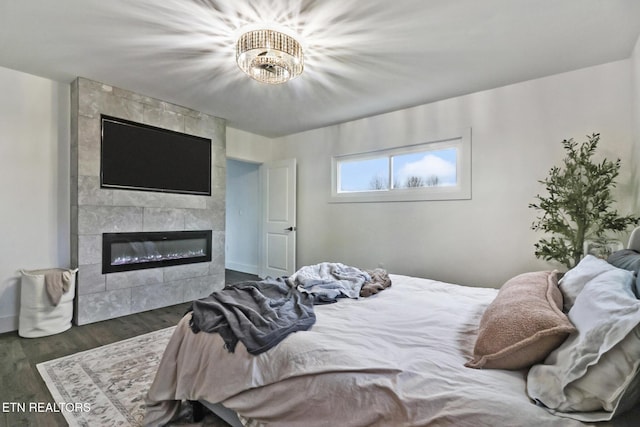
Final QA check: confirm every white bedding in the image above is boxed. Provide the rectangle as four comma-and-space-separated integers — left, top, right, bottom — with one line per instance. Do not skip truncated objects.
145, 274, 637, 426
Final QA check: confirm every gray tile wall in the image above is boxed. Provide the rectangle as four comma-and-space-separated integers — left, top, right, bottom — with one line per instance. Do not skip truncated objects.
70, 78, 226, 325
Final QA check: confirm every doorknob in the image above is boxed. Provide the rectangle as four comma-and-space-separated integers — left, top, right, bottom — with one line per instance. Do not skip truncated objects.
285, 226, 296, 231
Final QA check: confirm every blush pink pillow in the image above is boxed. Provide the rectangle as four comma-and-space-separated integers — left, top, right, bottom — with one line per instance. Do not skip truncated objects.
466, 271, 576, 370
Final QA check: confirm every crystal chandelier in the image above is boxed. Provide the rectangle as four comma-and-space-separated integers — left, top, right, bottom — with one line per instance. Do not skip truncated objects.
236, 29, 304, 84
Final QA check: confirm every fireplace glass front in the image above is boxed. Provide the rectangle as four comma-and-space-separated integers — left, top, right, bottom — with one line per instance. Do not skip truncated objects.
102, 230, 212, 273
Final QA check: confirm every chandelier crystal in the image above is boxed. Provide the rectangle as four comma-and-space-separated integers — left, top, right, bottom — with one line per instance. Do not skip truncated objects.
236, 29, 304, 84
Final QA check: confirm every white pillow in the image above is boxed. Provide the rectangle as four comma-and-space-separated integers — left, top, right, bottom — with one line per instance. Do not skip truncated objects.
527, 264, 640, 422
570, 327, 640, 414
558, 255, 620, 311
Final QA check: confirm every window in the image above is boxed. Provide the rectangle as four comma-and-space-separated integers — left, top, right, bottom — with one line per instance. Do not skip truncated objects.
331, 129, 471, 202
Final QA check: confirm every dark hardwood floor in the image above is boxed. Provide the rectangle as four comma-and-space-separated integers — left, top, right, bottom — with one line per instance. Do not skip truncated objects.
0, 269, 259, 427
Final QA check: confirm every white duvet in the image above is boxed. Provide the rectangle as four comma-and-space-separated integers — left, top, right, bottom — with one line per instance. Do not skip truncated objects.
145, 274, 637, 426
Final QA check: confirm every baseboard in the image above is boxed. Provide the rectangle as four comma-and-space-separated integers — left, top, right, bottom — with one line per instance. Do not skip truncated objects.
225, 261, 258, 275
0, 314, 18, 334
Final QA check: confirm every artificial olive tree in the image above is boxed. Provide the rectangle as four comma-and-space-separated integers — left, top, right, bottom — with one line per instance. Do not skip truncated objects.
529, 133, 639, 269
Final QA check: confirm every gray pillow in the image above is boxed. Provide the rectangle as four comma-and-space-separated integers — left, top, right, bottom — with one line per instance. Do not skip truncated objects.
608, 249, 640, 297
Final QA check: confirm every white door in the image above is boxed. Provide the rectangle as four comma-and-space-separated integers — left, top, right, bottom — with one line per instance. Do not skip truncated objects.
259, 158, 297, 278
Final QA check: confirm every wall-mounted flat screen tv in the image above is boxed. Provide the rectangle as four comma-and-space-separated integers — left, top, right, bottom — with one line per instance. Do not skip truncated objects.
101, 115, 212, 196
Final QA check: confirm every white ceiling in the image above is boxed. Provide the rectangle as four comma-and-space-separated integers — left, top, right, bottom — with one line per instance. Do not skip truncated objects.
1, 0, 639, 137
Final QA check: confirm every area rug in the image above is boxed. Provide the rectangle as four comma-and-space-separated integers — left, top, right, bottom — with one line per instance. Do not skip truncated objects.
37, 327, 227, 427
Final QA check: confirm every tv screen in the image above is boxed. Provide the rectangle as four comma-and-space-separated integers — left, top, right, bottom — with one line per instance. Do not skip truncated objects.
101, 115, 212, 195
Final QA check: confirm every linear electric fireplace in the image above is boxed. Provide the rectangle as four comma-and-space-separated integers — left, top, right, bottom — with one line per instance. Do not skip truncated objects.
102, 230, 212, 273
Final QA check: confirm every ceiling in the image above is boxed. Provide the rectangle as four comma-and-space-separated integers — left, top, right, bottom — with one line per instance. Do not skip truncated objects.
1, 0, 639, 138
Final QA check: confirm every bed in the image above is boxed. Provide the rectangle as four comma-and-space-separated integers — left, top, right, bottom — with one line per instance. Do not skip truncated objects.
144, 232, 640, 427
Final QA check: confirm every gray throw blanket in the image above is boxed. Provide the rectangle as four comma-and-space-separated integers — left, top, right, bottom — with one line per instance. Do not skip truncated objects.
188, 277, 316, 355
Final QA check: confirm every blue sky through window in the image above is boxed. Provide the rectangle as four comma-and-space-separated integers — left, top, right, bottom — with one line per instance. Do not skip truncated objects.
393, 148, 457, 188
339, 157, 388, 192
338, 148, 457, 192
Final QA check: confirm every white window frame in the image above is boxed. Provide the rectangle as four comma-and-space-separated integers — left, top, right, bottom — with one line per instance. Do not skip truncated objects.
330, 128, 471, 203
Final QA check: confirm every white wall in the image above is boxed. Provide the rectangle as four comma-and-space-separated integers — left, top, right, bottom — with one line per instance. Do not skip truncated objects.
266, 59, 636, 288
0, 66, 70, 332
226, 159, 260, 274
631, 36, 640, 213
226, 127, 274, 163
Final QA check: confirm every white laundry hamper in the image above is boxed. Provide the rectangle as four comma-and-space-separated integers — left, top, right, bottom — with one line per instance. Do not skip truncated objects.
19, 268, 78, 338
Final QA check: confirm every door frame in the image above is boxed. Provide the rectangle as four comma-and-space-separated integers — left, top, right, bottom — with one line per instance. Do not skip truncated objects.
225, 157, 297, 278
